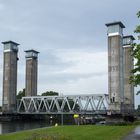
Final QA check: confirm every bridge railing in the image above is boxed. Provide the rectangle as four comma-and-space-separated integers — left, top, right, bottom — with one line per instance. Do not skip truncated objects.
17, 94, 109, 114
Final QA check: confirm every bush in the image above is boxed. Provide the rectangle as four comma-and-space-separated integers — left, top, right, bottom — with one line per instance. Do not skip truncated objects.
132, 121, 140, 125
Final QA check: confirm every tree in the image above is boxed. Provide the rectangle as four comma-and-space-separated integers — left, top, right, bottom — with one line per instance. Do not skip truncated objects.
131, 11, 140, 95
135, 105, 140, 115
17, 88, 25, 99
41, 91, 59, 96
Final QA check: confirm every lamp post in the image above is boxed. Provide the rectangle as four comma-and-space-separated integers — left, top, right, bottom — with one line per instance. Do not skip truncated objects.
61, 109, 64, 125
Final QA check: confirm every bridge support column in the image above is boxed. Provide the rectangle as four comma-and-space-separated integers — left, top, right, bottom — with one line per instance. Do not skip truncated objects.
123, 35, 135, 114
105, 21, 125, 113
25, 50, 39, 96
2, 41, 19, 114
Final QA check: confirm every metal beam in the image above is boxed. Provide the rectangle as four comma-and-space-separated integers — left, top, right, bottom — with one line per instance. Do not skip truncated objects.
17, 94, 109, 115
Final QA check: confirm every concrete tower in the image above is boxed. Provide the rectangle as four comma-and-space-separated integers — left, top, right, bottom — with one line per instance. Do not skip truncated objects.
123, 35, 135, 112
105, 21, 125, 113
2, 41, 19, 113
25, 50, 39, 96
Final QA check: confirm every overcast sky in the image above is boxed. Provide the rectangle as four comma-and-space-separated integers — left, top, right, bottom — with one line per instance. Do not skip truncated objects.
0, 0, 139, 107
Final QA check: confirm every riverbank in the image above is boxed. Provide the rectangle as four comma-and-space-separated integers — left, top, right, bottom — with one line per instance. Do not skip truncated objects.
0, 125, 136, 140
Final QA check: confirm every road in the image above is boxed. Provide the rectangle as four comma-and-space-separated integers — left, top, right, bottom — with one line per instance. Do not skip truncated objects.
123, 126, 140, 140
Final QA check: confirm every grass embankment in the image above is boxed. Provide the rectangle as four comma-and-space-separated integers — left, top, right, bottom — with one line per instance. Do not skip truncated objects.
0, 125, 135, 140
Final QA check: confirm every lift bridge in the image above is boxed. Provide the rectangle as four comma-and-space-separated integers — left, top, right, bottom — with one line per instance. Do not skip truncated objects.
17, 94, 109, 115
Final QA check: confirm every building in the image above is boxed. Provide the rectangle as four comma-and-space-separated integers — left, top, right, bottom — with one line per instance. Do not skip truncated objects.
2, 41, 19, 113
25, 50, 39, 96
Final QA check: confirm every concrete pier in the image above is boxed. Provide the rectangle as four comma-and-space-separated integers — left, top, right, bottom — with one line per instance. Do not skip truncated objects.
105, 21, 125, 113
25, 50, 39, 96
2, 41, 19, 113
123, 35, 135, 113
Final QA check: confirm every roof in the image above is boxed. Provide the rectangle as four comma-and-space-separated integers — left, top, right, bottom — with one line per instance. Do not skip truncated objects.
105, 21, 125, 28
25, 49, 39, 53
2, 40, 20, 46
123, 35, 135, 40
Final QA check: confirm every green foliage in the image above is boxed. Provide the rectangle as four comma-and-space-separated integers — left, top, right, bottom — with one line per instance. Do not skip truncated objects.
17, 88, 25, 99
41, 91, 59, 96
137, 11, 140, 18
135, 104, 140, 115
131, 11, 140, 87
132, 121, 140, 125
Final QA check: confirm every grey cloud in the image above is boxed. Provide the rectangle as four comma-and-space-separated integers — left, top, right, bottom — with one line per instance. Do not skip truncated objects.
38, 50, 76, 72
0, 0, 139, 107
0, 0, 138, 52
40, 72, 107, 84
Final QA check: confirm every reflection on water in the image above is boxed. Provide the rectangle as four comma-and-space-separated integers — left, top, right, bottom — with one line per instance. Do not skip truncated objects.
0, 121, 49, 134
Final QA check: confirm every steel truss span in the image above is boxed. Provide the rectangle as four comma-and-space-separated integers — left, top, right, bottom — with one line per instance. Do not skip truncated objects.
17, 94, 109, 114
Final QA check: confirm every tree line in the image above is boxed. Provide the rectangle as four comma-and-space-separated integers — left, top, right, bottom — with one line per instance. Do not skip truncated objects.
17, 89, 59, 99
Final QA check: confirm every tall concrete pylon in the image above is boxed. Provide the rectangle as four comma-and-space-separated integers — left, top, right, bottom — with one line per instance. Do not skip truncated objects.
2, 41, 19, 113
105, 21, 125, 113
123, 35, 135, 112
25, 50, 39, 96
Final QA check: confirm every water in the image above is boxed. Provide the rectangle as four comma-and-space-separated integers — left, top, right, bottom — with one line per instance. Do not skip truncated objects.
0, 121, 49, 134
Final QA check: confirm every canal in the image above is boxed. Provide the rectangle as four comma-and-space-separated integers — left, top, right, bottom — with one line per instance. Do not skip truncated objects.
0, 121, 49, 134
0, 114, 75, 134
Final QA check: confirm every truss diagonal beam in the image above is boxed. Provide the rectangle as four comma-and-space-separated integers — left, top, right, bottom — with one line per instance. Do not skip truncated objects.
17, 94, 109, 114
